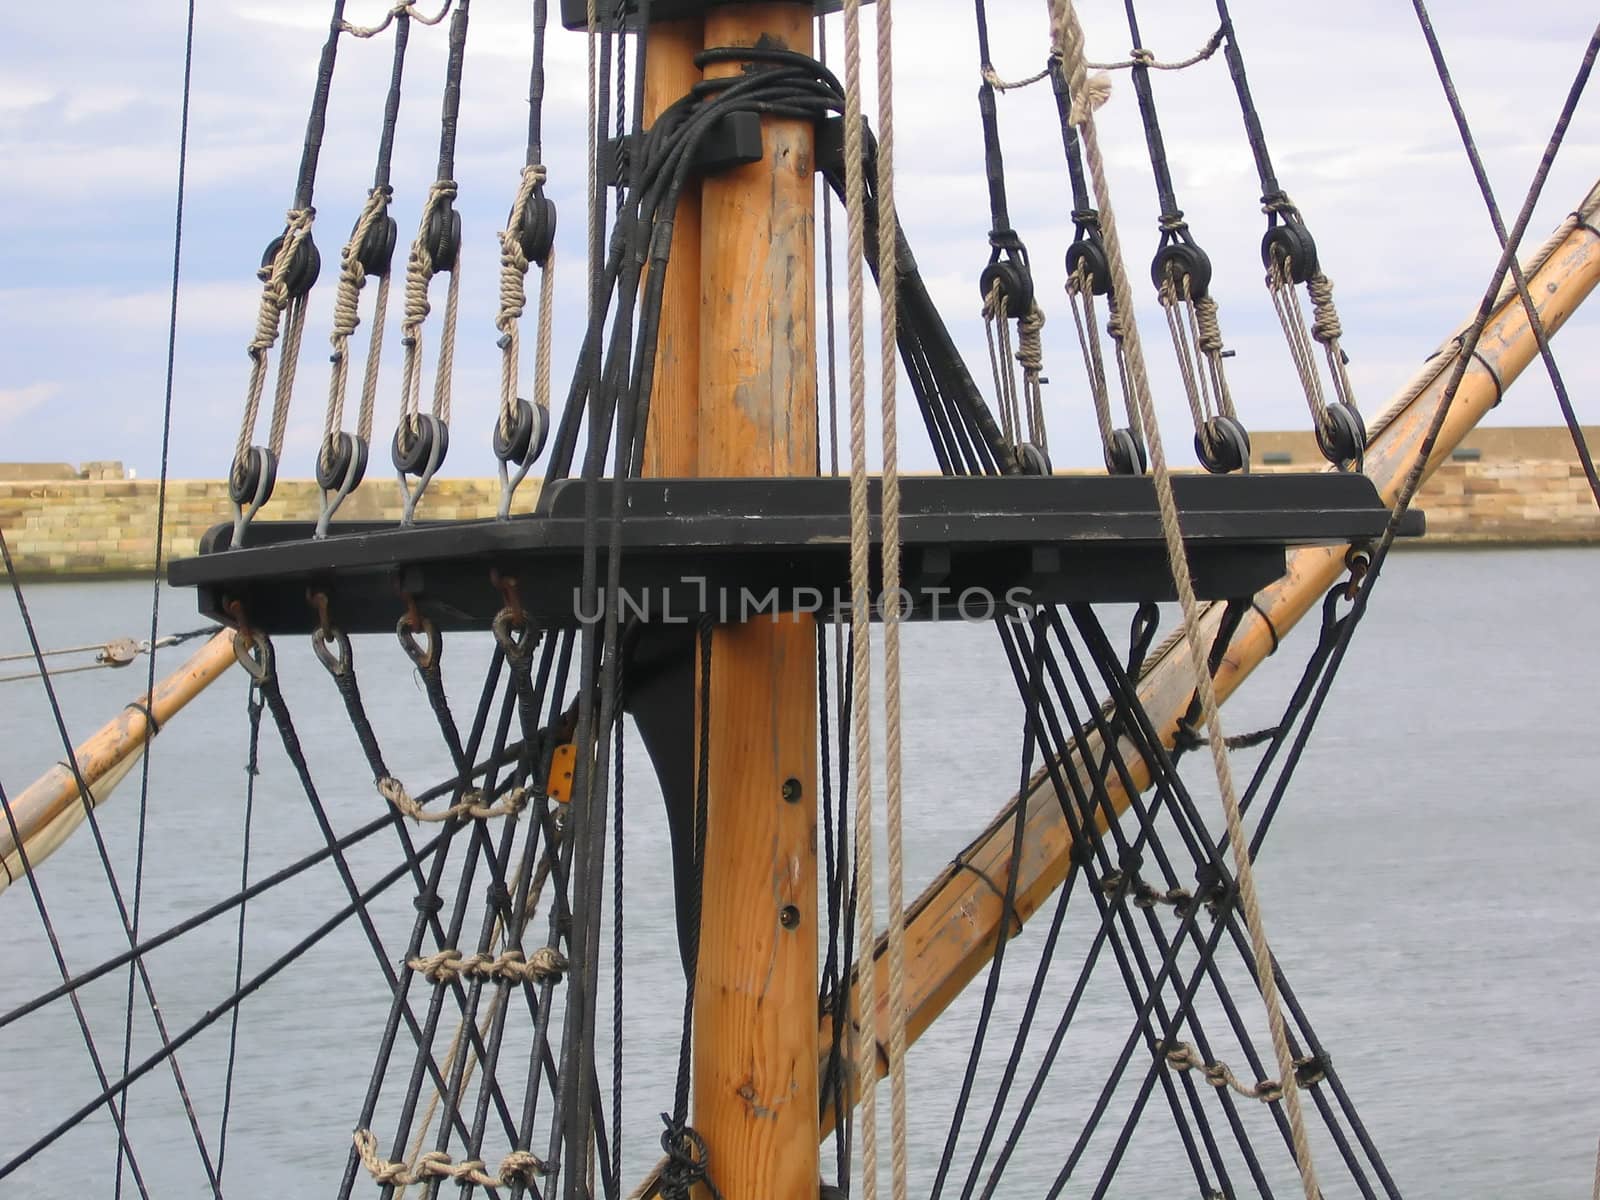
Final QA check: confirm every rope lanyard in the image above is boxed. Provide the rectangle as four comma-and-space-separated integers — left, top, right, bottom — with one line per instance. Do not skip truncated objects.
972, 0, 1048, 467
493, 0, 558, 518
392, 0, 473, 524
314, 6, 432, 535
1212, 0, 1365, 469
228, 0, 349, 544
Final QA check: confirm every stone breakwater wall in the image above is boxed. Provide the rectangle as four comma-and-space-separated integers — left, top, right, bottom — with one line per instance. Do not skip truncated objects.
0, 478, 515, 577
0, 464, 1596, 578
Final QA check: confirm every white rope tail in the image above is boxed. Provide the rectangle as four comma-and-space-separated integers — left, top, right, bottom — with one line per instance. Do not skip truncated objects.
1050, 1, 1323, 1196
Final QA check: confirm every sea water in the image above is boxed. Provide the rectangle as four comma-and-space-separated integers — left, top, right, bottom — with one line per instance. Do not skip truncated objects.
2, 548, 1597, 1198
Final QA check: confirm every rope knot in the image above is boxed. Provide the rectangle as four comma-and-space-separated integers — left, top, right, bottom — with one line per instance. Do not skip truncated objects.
1016, 303, 1046, 373
659, 1115, 721, 1200
1307, 272, 1342, 344
1194, 295, 1225, 355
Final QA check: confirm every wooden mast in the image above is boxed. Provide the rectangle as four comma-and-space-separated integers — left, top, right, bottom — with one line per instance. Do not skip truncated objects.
635, 4, 818, 1198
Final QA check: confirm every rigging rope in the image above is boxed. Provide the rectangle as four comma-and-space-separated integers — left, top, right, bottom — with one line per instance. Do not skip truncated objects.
839, 2, 882, 1196
871, 2, 911, 1197
1049, 3, 1322, 1195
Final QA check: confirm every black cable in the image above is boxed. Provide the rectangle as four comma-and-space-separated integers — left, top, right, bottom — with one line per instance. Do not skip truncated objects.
336, 652, 513, 1198
1411, 4, 1600, 510
0, 773, 153, 1197
120, 0, 196, 1187
0, 528, 222, 1195
214, 682, 261, 1181
927, 619, 1046, 1200
0, 809, 398, 1033
1, 823, 445, 1185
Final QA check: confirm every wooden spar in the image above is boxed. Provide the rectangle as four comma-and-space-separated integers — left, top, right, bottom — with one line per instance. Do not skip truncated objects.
0, 630, 238, 896
817, 184, 1600, 1115
688, 5, 821, 1199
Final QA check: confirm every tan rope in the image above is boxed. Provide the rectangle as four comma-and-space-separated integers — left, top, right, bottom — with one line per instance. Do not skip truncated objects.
1267, 259, 1328, 427
982, 27, 1224, 92
396, 841, 557, 1195
358, 272, 391, 444
341, 0, 453, 38
495, 165, 549, 440
1164, 1042, 1323, 1103
397, 179, 458, 432
840, 0, 880, 1195
353, 1129, 547, 1188
874, 2, 910, 1197
1050, 3, 1322, 1195
268, 295, 309, 460
378, 776, 527, 822
982, 284, 1021, 448
406, 945, 569, 984
1017, 302, 1048, 452
323, 188, 391, 467
1065, 263, 1119, 462
1089, 29, 1225, 72
236, 208, 315, 465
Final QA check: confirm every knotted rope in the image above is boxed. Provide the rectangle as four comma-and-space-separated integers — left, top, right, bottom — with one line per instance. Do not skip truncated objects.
378, 776, 527, 822
1163, 1042, 1324, 1103
352, 1129, 547, 1188
981, 26, 1224, 92
406, 945, 569, 984
397, 179, 460, 433
494, 163, 550, 443
1050, 2, 1322, 1194
658, 1118, 722, 1200
236, 207, 315, 466
322, 188, 392, 474
1017, 302, 1049, 453
341, 0, 453, 38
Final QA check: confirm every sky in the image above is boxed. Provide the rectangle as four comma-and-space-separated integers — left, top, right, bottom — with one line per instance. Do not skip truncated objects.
1, 1, 1597, 480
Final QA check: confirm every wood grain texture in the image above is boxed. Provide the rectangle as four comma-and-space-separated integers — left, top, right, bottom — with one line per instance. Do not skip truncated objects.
690, 6, 821, 1198
640, 17, 705, 480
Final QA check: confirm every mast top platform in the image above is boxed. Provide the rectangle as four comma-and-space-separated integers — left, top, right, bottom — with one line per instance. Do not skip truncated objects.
169, 472, 1421, 635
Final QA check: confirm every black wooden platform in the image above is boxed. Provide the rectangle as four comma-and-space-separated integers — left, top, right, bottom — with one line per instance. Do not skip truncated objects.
169, 474, 1422, 635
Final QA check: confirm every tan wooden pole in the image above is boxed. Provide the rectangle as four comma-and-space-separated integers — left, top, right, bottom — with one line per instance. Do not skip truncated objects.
690, 5, 821, 1198
0, 630, 238, 896
819, 191, 1600, 1115
640, 16, 705, 480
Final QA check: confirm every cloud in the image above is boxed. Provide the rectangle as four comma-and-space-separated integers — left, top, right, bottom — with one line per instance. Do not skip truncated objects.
0, 383, 61, 426
3, 0, 1597, 476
